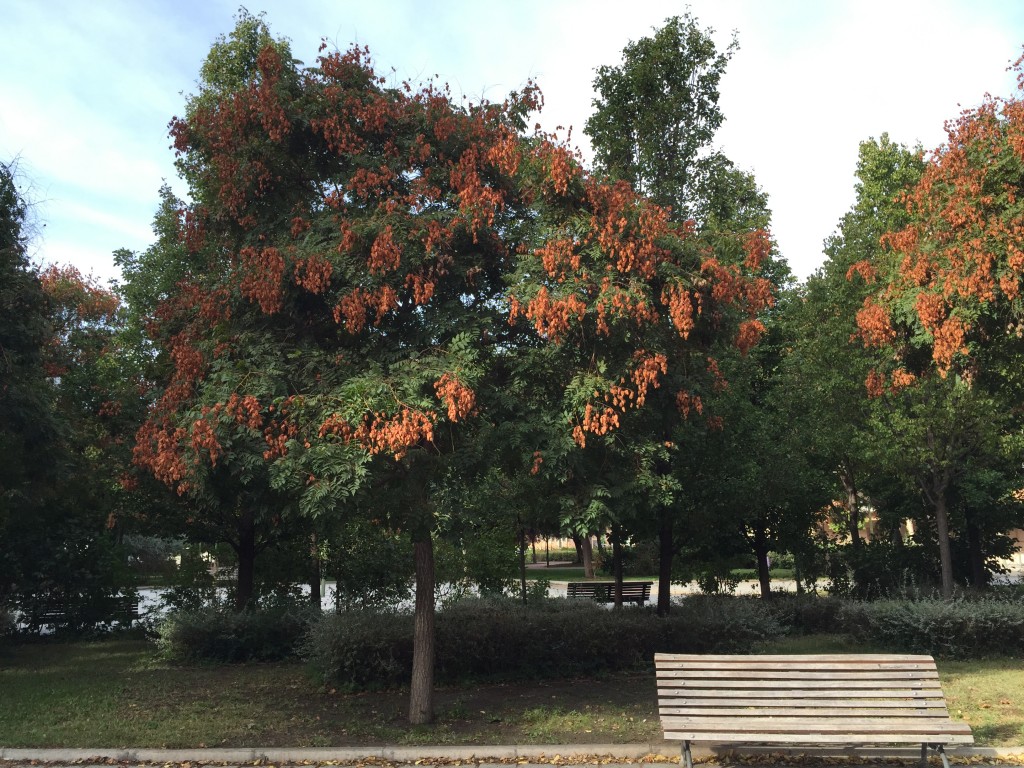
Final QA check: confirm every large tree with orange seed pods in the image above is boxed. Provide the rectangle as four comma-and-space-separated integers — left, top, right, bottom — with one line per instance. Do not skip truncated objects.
130, 12, 774, 723
852, 56, 1024, 598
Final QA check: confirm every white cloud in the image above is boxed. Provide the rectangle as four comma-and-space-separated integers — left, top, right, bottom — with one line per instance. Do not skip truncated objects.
3, 0, 1022, 284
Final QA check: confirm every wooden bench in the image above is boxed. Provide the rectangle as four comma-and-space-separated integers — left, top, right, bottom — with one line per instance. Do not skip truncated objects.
655, 653, 973, 768
32, 594, 141, 629
567, 580, 652, 605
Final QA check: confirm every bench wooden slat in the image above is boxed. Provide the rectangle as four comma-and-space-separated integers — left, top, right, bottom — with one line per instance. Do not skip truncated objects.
658, 669, 940, 680
662, 731, 975, 745
656, 653, 936, 663
658, 687, 946, 700
662, 717, 973, 732
659, 700, 946, 712
661, 706, 951, 717
658, 678, 942, 690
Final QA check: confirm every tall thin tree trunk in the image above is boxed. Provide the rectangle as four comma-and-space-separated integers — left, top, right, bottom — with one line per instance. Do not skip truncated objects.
309, 531, 322, 612
753, 523, 772, 599
965, 513, 987, 589
235, 507, 256, 611
840, 461, 861, 549
611, 526, 623, 608
518, 523, 528, 604
934, 493, 955, 600
657, 512, 673, 616
409, 531, 436, 724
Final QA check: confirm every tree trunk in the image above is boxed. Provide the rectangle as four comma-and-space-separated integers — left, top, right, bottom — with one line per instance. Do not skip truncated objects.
571, 533, 583, 565
657, 512, 673, 616
518, 523, 528, 604
611, 527, 623, 608
839, 461, 861, 550
965, 513, 987, 589
235, 506, 256, 611
309, 531, 322, 612
934, 493, 955, 600
409, 531, 436, 725
579, 534, 595, 578
753, 523, 772, 599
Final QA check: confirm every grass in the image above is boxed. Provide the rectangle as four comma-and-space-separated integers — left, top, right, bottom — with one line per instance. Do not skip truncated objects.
761, 635, 1024, 747
0, 636, 658, 748
1, 632, 1022, 748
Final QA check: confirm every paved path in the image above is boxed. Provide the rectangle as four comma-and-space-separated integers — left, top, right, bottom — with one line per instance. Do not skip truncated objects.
3, 743, 1024, 766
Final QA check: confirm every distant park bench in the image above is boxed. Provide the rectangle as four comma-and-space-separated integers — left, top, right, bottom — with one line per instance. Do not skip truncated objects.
655, 653, 973, 768
566, 580, 652, 605
31, 594, 141, 630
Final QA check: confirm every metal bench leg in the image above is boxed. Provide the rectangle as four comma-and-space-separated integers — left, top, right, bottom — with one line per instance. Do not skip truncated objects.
922, 743, 950, 768
682, 740, 692, 768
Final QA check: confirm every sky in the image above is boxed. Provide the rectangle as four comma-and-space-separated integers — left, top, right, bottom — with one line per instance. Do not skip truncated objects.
3, 0, 1023, 286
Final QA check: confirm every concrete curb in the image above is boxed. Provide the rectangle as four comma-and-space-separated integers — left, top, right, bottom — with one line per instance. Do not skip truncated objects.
2, 744, 1024, 764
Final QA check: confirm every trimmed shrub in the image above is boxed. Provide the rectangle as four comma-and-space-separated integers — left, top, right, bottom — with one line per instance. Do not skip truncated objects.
157, 604, 315, 662
758, 593, 846, 635
301, 609, 413, 689
303, 595, 783, 690
840, 597, 1024, 659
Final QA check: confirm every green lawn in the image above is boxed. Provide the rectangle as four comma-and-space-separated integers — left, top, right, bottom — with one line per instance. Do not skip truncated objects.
1, 634, 1022, 748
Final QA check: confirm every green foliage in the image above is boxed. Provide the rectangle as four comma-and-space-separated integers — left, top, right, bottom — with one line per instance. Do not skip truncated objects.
301, 609, 412, 690
522, 577, 551, 602
8, 518, 138, 636
156, 604, 315, 662
328, 522, 413, 610
123, 535, 181, 583
827, 540, 940, 599
0, 160, 61, 607
755, 593, 847, 635
841, 597, 1024, 659
0, 605, 13, 638
600, 539, 659, 577
585, 13, 736, 219
434, 524, 518, 603
154, 543, 220, 615
303, 596, 782, 690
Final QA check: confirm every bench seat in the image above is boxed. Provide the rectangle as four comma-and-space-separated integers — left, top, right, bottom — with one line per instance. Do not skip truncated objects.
656, 653, 972, 768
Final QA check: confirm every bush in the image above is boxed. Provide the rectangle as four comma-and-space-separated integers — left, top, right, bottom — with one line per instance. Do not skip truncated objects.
840, 597, 1024, 659
328, 523, 413, 611
303, 595, 783, 690
157, 604, 316, 662
758, 593, 846, 635
600, 539, 659, 577
828, 541, 939, 599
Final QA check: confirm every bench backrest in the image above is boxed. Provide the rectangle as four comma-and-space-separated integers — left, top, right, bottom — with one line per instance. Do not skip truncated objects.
569, 581, 647, 602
